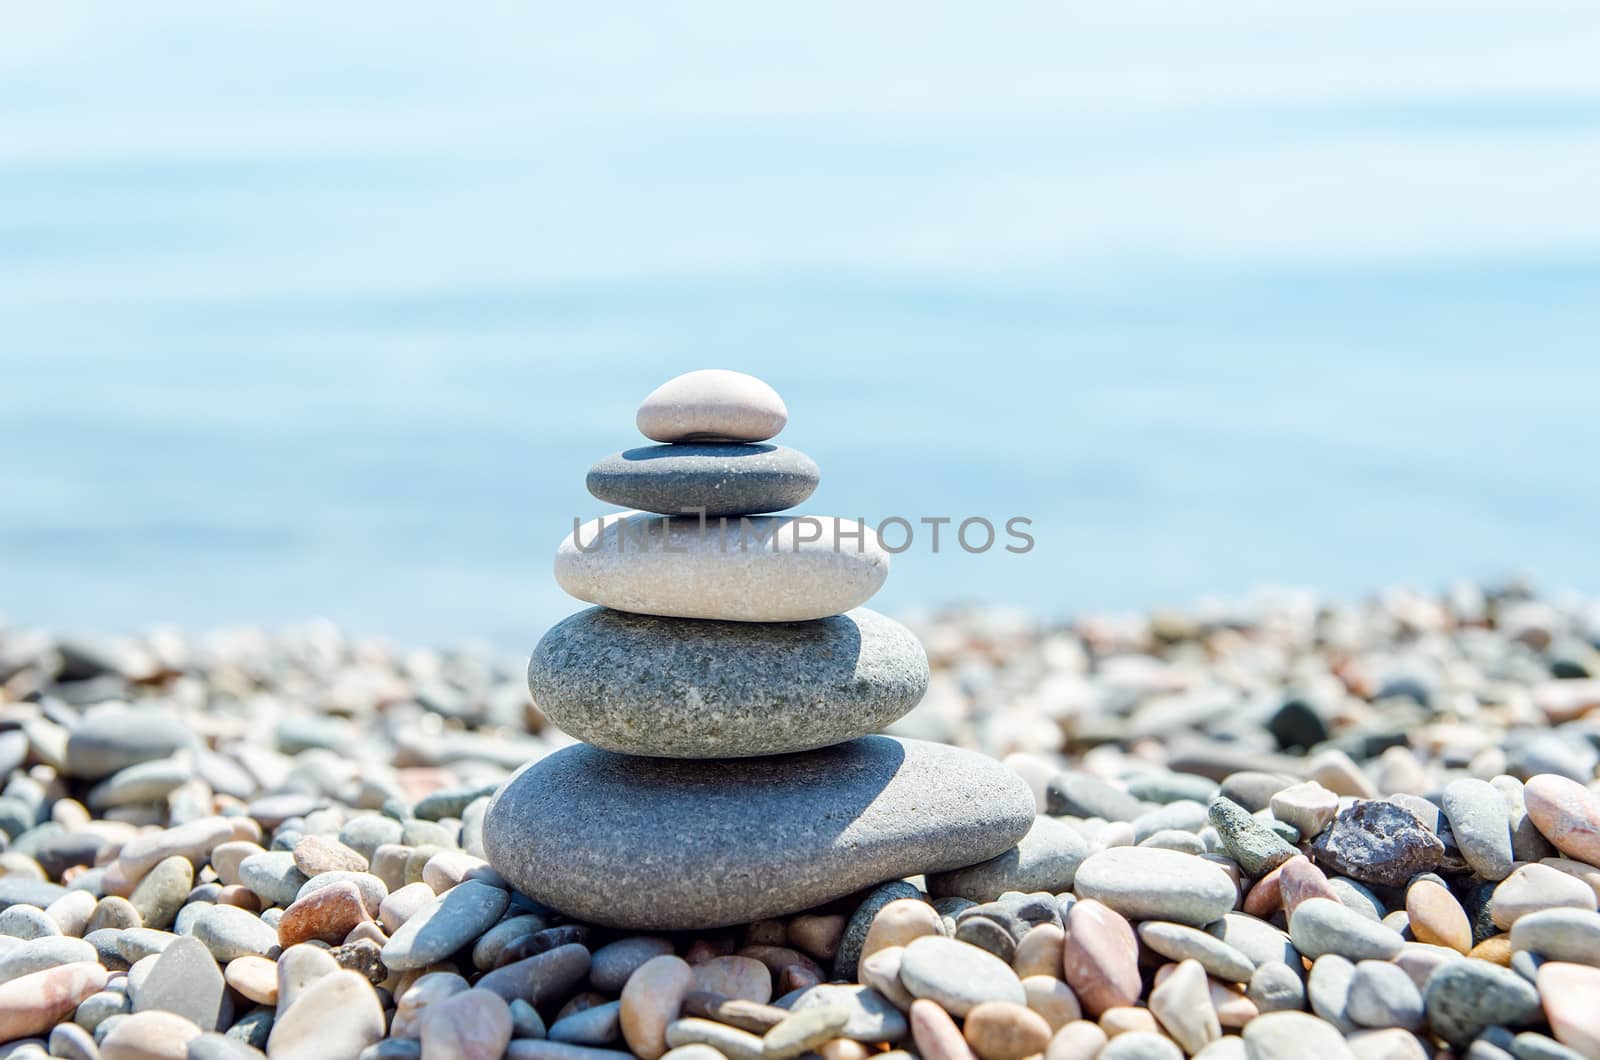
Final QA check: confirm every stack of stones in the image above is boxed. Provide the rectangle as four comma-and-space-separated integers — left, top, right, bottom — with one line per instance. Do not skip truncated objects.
483, 369, 1036, 929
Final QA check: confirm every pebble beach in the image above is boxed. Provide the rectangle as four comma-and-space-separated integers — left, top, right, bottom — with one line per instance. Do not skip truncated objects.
5, 369, 1600, 1060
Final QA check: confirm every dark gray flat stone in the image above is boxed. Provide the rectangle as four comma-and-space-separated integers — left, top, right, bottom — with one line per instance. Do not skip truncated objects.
529, 607, 929, 758
483, 736, 1035, 930
586, 443, 819, 517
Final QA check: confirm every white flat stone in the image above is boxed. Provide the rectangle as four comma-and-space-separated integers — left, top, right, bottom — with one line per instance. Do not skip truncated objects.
636, 369, 788, 444
555, 512, 889, 622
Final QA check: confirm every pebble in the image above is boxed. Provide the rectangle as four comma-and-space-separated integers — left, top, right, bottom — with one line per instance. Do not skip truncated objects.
908, 999, 975, 1060
788, 983, 908, 1042
1493, 863, 1599, 929
1021, 975, 1080, 1030
1246, 962, 1305, 1014
1099, 1033, 1182, 1060
1242, 1012, 1355, 1060
278, 880, 371, 946
1405, 879, 1471, 954
222, 956, 277, 1005
1309, 801, 1444, 888
1289, 899, 1404, 962
1345, 960, 1423, 1031
191, 906, 278, 963
1137, 921, 1255, 982
664, 1017, 765, 1060
1208, 797, 1297, 877
588, 936, 674, 992
132, 935, 227, 1031
1071, 847, 1237, 926
620, 955, 694, 1060
1537, 961, 1600, 1057
0, 936, 98, 984
1268, 782, 1339, 839
420, 988, 513, 1060
1510, 908, 1600, 965
763, 1002, 850, 1060
1443, 779, 1517, 882
635, 369, 788, 444
1149, 959, 1221, 1054
529, 607, 927, 758
100, 1009, 201, 1059
1524, 775, 1600, 866
484, 736, 1033, 929
586, 443, 819, 517
0, 961, 107, 1041
963, 1000, 1052, 1060
1423, 958, 1543, 1046
62, 709, 194, 780
129, 856, 193, 931
1061, 900, 1140, 1017
381, 880, 508, 971
926, 817, 1089, 902
899, 937, 1026, 1017
265, 969, 385, 1060
550, 1001, 622, 1046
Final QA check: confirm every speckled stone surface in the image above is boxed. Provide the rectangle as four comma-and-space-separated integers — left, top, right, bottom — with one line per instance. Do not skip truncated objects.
555, 513, 889, 622
586, 444, 819, 517
482, 736, 1035, 930
528, 607, 929, 758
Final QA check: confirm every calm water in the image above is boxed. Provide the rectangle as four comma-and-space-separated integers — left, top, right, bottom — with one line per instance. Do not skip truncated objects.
4, 3, 1600, 646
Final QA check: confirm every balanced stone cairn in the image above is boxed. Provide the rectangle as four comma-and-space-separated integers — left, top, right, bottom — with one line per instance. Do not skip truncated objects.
483, 368, 1036, 929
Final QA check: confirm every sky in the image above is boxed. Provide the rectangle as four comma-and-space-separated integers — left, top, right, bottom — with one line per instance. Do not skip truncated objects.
3, 2, 1599, 645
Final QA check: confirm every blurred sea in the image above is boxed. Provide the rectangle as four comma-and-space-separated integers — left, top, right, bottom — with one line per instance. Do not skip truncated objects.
3, 2, 1600, 646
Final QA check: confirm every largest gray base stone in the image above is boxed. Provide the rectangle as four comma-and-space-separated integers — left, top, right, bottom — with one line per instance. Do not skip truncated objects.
482, 736, 1035, 930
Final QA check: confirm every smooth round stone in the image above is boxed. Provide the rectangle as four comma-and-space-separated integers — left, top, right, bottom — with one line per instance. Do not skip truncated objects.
899, 936, 1024, 1017
1443, 779, 1516, 882
555, 513, 889, 622
1242, 1012, 1354, 1060
381, 880, 509, 971
636, 369, 788, 444
1062, 901, 1140, 1017
1524, 775, 1600, 866
1289, 898, 1404, 962
133, 935, 228, 1032
0, 961, 107, 1042
587, 444, 819, 517
100, 1009, 202, 1059
266, 970, 385, 1060
1424, 958, 1542, 1046
589, 937, 676, 993
1137, 922, 1255, 983
483, 736, 1034, 929
1538, 961, 1600, 1057
192, 907, 279, 964
1493, 864, 1598, 931
926, 817, 1089, 903
1510, 908, 1600, 965
421, 988, 514, 1060
1072, 847, 1237, 926
62, 709, 195, 780
1345, 960, 1423, 1031
528, 607, 928, 758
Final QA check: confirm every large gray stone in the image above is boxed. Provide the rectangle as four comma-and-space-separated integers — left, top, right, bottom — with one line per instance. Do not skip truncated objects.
529, 607, 928, 758
483, 736, 1035, 930
586, 444, 819, 517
